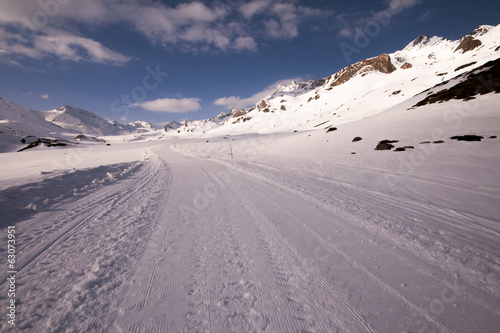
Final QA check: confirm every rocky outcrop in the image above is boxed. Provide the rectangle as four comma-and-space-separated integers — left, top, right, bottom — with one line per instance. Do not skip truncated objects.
401, 62, 413, 69
454, 36, 482, 53
232, 110, 247, 118
328, 54, 397, 89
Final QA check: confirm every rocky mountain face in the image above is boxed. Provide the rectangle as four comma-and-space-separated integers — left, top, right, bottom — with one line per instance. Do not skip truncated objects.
326, 53, 397, 89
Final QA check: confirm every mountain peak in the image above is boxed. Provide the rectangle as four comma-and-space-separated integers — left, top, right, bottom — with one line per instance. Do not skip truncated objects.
411, 35, 431, 47
470, 25, 494, 37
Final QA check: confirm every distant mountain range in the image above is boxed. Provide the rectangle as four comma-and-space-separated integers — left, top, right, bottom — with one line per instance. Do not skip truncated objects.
0, 99, 157, 152
1, 24, 499, 152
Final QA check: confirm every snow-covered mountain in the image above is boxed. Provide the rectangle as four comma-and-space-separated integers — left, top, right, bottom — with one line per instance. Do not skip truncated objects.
42, 105, 157, 136
42, 105, 122, 136
170, 24, 500, 136
0, 97, 65, 152
0, 101, 157, 152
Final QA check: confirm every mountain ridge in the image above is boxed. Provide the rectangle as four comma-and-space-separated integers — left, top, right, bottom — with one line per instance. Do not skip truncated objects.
164, 23, 499, 135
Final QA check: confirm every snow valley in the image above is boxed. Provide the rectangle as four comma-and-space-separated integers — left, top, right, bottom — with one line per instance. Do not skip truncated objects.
0, 24, 500, 332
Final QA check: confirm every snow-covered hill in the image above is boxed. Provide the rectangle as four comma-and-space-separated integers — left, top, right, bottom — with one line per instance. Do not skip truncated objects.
170, 24, 500, 136
42, 105, 157, 136
0, 101, 157, 152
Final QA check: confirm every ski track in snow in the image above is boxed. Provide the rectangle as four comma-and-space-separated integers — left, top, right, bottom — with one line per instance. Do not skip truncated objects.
0, 149, 171, 332
1, 144, 499, 332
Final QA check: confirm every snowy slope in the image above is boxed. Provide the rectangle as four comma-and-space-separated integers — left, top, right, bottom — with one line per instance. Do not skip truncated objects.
0, 98, 67, 152
1, 87, 499, 331
41, 105, 156, 136
0, 100, 157, 152
169, 24, 500, 137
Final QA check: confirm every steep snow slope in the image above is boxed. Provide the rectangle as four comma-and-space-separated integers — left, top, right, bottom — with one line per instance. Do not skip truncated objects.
169, 24, 500, 137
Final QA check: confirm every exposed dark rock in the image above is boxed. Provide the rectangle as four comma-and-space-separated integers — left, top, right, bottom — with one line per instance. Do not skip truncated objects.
420, 141, 431, 144
375, 140, 398, 150
413, 58, 500, 107
490, 135, 498, 139
17, 138, 70, 152
410, 35, 431, 47
326, 127, 337, 133
280, 105, 286, 111
352, 137, 363, 142
401, 63, 413, 70
454, 36, 482, 53
394, 147, 406, 152
450, 135, 484, 141
433, 140, 445, 144
392, 90, 402, 95
455, 61, 477, 72
314, 121, 329, 128
232, 110, 247, 118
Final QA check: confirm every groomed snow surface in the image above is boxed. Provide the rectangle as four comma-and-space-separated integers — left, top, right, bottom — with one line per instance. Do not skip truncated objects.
1, 92, 499, 332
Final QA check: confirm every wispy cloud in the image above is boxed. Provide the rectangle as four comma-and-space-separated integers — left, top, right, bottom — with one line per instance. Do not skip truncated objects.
40, 94, 49, 99
419, 10, 434, 22
335, 0, 422, 39
133, 98, 202, 113
240, 0, 271, 19
214, 78, 302, 110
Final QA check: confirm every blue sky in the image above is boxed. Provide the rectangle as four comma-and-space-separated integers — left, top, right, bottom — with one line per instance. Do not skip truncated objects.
0, 0, 499, 125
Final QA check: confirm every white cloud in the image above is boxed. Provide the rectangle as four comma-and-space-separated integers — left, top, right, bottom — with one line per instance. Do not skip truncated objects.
240, 0, 271, 19
214, 78, 302, 110
0, 0, 334, 64
41, 94, 49, 99
3, 30, 131, 65
233, 36, 257, 52
134, 98, 201, 113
